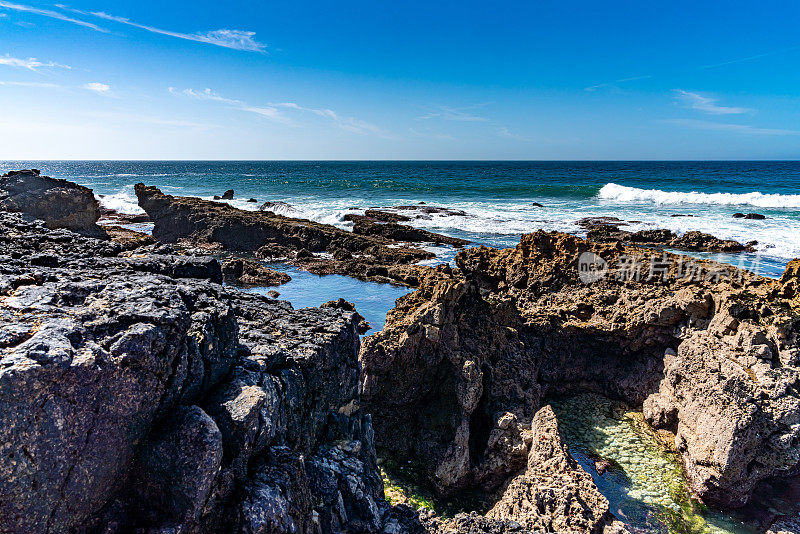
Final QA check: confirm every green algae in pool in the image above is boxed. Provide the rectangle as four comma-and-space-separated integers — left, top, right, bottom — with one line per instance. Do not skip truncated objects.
378, 453, 491, 518
549, 394, 755, 534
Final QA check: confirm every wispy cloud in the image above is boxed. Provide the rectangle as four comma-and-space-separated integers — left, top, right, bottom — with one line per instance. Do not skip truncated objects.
663, 119, 800, 136
0, 54, 70, 70
674, 90, 751, 115
495, 127, 529, 141
87, 111, 217, 129
83, 82, 111, 95
417, 104, 491, 122
56, 5, 266, 52
0, 80, 60, 87
0, 1, 107, 32
584, 75, 653, 92
172, 87, 386, 135
701, 46, 800, 69
409, 128, 456, 141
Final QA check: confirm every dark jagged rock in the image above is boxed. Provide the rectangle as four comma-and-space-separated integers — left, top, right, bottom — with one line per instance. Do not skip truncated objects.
135, 184, 436, 286
530, 202, 544, 208
580, 217, 755, 253
322, 298, 371, 333
221, 189, 235, 200
1, 169, 100, 231
259, 200, 292, 212
361, 231, 800, 512
247, 198, 257, 203
734, 212, 767, 220
0, 212, 416, 533
347, 213, 470, 247
221, 258, 291, 286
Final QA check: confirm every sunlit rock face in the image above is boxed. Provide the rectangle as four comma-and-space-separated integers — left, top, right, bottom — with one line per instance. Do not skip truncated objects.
361, 230, 800, 519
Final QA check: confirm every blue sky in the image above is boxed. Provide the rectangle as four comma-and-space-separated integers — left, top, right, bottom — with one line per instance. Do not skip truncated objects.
1, 0, 799, 159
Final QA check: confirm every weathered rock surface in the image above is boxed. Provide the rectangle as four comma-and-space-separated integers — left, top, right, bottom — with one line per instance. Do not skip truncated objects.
578, 217, 755, 253
346, 213, 470, 247
485, 406, 622, 533
0, 169, 100, 231
361, 230, 800, 512
0, 211, 417, 533
221, 257, 291, 286
135, 184, 440, 286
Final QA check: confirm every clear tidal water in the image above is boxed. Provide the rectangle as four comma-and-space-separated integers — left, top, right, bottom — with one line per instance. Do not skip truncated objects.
244, 263, 411, 332
551, 395, 756, 534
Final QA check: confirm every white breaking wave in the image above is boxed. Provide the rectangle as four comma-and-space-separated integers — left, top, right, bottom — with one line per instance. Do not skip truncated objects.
598, 183, 800, 208
97, 190, 145, 214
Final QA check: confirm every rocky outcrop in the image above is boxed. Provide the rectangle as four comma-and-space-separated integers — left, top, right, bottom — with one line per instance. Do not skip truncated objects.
0, 169, 100, 231
0, 212, 417, 533
346, 213, 470, 247
135, 184, 440, 286
361, 230, 800, 512
579, 218, 756, 253
221, 258, 291, 286
485, 406, 622, 533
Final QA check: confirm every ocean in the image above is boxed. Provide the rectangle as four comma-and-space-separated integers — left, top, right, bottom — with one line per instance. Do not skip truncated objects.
3, 160, 799, 280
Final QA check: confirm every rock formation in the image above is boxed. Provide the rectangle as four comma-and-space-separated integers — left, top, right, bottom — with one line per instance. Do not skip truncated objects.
0, 211, 423, 533
135, 183, 447, 286
361, 231, 800, 512
0, 169, 100, 231
221, 257, 291, 286
578, 217, 756, 253
345, 213, 470, 247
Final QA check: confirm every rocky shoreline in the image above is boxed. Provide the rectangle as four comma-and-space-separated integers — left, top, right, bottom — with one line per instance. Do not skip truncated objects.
2, 169, 800, 533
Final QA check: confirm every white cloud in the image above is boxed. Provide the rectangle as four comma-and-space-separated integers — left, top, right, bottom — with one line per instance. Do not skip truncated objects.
663, 119, 800, 136
57, 5, 266, 52
0, 54, 70, 70
83, 82, 111, 95
173, 87, 386, 135
0, 1, 107, 32
418, 104, 491, 122
674, 90, 751, 115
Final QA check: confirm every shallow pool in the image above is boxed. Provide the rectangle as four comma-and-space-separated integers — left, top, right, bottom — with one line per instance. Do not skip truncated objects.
244, 263, 412, 333
550, 394, 755, 534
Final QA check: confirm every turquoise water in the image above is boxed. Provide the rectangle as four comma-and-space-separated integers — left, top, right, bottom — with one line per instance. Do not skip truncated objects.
2, 161, 799, 276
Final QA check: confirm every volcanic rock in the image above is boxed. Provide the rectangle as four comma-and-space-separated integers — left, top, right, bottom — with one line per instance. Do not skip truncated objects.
221, 258, 291, 286
581, 218, 754, 253
0, 211, 415, 533
221, 189, 234, 200
0, 169, 100, 231
135, 184, 436, 285
361, 230, 800, 510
